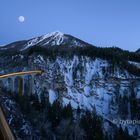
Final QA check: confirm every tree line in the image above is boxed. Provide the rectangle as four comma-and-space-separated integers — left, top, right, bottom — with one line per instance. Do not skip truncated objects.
26, 45, 140, 76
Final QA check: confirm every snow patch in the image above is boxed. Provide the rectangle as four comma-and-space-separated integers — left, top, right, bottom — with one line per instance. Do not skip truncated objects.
22, 31, 64, 50
128, 61, 140, 69
49, 89, 57, 104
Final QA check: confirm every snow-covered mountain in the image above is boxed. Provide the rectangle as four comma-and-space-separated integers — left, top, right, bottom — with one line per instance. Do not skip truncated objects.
0, 32, 140, 139
0, 31, 91, 51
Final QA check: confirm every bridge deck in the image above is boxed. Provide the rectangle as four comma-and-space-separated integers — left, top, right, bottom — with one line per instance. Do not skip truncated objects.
0, 70, 42, 79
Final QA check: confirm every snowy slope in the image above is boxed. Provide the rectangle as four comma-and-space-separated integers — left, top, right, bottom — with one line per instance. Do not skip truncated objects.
26, 55, 140, 136
23, 31, 65, 50
129, 61, 140, 69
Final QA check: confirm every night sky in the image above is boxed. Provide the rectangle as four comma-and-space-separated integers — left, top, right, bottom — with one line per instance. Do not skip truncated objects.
0, 0, 140, 51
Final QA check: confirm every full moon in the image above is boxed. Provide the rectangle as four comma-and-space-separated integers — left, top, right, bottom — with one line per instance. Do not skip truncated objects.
18, 16, 25, 22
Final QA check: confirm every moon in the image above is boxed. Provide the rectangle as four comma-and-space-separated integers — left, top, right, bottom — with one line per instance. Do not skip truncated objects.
18, 16, 25, 22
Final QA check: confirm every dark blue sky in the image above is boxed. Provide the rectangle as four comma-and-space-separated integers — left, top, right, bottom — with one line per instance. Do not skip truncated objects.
0, 0, 140, 51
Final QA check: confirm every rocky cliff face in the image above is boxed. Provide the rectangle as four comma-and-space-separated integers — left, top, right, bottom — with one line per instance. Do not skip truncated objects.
29, 54, 140, 135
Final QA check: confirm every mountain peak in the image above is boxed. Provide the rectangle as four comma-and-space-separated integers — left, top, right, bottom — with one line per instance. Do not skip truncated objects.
22, 31, 65, 50
1, 31, 91, 51
46, 31, 64, 35
41, 31, 64, 45
43, 31, 64, 39
22, 31, 90, 50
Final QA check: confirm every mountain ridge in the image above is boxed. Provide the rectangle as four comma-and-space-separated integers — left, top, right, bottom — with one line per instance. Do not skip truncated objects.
0, 31, 92, 51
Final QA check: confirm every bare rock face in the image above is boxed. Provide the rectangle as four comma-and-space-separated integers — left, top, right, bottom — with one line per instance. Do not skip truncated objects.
28, 54, 140, 136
